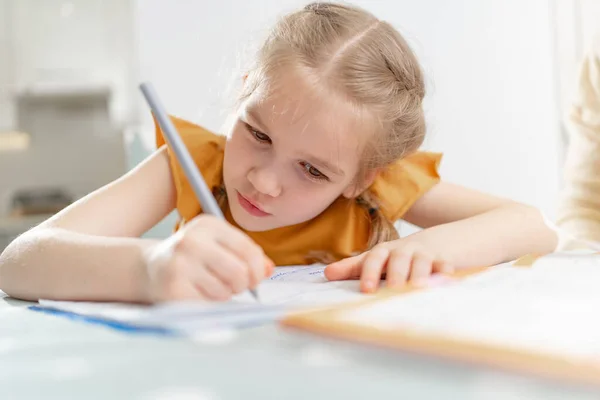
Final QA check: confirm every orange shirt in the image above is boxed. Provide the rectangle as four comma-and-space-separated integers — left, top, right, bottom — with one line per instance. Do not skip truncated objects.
156, 115, 442, 265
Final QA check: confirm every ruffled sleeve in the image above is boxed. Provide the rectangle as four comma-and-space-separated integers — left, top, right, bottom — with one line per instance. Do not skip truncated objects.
154, 115, 226, 222
369, 151, 442, 221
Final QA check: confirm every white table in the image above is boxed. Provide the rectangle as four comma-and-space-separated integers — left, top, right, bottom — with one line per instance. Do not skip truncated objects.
1, 291, 598, 400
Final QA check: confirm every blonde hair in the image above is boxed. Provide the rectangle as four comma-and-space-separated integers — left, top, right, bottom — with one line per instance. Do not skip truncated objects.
220, 2, 426, 251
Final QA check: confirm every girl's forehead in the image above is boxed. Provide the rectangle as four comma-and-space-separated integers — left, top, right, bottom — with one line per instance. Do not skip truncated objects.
243, 75, 374, 154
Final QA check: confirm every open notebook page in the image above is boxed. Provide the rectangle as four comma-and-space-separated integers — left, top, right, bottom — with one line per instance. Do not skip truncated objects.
340, 253, 600, 361
38, 265, 366, 334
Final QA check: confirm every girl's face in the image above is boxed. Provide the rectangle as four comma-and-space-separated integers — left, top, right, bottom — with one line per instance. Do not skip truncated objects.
223, 75, 372, 232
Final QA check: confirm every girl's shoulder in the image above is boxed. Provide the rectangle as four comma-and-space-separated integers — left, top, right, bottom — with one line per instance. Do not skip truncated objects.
369, 152, 442, 221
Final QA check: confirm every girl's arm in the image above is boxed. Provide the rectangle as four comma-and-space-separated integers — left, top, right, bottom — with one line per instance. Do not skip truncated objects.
0, 148, 176, 302
401, 182, 557, 267
326, 182, 557, 291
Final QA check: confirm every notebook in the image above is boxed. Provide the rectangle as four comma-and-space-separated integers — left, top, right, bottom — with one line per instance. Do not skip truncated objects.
33, 265, 367, 335
282, 253, 600, 386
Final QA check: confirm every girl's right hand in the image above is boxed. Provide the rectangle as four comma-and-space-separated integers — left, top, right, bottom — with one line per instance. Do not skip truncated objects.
143, 215, 274, 303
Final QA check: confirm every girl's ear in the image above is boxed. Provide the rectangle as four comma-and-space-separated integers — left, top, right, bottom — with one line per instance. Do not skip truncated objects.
342, 169, 380, 199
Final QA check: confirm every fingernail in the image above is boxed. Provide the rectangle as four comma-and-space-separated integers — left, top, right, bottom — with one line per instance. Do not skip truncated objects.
363, 281, 375, 292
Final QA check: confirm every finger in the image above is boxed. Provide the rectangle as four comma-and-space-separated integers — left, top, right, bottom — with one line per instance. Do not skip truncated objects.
218, 226, 274, 288
265, 258, 276, 278
386, 248, 413, 288
154, 254, 206, 302
324, 253, 366, 281
197, 241, 251, 294
360, 247, 390, 293
209, 222, 269, 288
159, 278, 205, 302
190, 262, 234, 301
409, 252, 434, 282
433, 259, 454, 274
175, 232, 249, 294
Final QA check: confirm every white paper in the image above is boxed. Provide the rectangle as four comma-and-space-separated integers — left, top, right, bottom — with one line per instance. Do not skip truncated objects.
340, 254, 600, 361
38, 265, 366, 334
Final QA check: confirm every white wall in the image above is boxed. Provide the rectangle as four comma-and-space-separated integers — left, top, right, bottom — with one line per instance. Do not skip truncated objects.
136, 0, 560, 217
550, 0, 600, 168
0, 0, 137, 130
551, 0, 600, 113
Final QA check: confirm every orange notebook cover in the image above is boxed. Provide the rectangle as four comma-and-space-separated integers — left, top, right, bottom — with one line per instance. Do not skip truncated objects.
282, 253, 600, 386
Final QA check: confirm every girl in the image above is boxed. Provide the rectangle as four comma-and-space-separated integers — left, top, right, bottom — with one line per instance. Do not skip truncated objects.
0, 2, 556, 303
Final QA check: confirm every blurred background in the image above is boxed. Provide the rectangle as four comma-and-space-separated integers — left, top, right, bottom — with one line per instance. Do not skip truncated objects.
0, 0, 598, 250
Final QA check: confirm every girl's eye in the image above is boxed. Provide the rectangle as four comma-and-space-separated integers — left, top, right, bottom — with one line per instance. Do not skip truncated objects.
300, 162, 328, 181
254, 130, 271, 143
245, 124, 271, 144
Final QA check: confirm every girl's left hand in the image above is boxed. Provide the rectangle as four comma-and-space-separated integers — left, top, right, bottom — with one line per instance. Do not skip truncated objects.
324, 240, 454, 293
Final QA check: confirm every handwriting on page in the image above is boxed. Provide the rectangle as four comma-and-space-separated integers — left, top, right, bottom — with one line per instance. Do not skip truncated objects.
228, 265, 363, 305
268, 265, 328, 283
